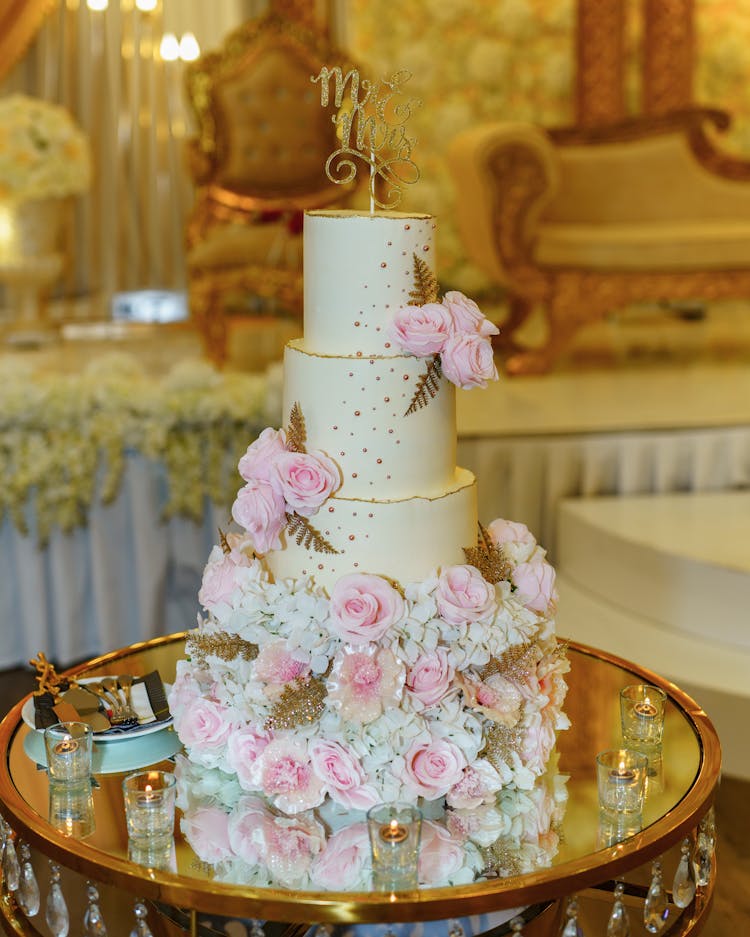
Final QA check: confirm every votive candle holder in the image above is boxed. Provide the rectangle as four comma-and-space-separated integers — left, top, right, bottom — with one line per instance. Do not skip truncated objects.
43, 722, 93, 782
48, 779, 96, 838
367, 802, 422, 892
596, 749, 648, 818
620, 684, 667, 749
122, 770, 176, 844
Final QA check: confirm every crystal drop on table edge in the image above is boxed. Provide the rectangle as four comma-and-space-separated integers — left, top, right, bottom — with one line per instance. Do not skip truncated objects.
643, 865, 669, 934
84, 883, 108, 937
130, 901, 153, 937
17, 847, 40, 917
607, 900, 630, 937
250, 921, 265, 937
45, 881, 70, 937
695, 843, 712, 887
448, 921, 465, 937
672, 841, 697, 909
2, 837, 20, 892
562, 918, 583, 937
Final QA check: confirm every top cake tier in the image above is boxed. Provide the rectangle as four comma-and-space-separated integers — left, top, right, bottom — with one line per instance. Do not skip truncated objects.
303, 210, 435, 356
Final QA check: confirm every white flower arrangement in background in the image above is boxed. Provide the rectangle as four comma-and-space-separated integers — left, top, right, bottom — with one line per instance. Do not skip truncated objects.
0, 94, 91, 203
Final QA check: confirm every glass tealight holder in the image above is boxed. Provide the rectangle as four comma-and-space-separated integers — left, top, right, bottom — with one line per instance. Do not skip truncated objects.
129, 836, 177, 872
48, 779, 96, 838
367, 802, 422, 892
122, 770, 176, 845
620, 684, 667, 750
44, 721, 94, 782
596, 749, 648, 818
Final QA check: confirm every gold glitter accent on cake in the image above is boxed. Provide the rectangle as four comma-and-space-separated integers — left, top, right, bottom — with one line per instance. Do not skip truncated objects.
481, 840, 523, 879
404, 354, 442, 416
312, 65, 420, 211
482, 722, 524, 772
266, 675, 327, 730
286, 512, 340, 554
408, 253, 439, 305
480, 643, 538, 684
187, 632, 258, 667
463, 523, 513, 584
286, 401, 307, 453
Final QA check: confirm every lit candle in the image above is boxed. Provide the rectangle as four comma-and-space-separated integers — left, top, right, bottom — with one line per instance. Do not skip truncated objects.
634, 701, 658, 720
54, 738, 80, 756
609, 762, 636, 784
380, 819, 408, 844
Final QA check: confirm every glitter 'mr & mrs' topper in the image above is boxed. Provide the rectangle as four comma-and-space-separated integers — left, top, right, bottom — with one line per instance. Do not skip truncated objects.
311, 65, 420, 211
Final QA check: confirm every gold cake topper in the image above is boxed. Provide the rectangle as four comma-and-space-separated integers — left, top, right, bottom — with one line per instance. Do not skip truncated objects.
312, 65, 420, 211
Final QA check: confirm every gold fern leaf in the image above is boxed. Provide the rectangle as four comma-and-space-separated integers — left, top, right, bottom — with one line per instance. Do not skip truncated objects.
186, 631, 258, 667
463, 522, 512, 584
404, 354, 442, 416
266, 675, 327, 730
408, 253, 439, 305
218, 527, 231, 555
286, 402, 307, 453
286, 512, 340, 554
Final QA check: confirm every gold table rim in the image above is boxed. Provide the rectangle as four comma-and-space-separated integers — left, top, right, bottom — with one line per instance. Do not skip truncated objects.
0, 634, 721, 924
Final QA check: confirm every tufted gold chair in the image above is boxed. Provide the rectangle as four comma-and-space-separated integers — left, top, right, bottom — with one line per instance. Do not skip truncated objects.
184, 3, 355, 366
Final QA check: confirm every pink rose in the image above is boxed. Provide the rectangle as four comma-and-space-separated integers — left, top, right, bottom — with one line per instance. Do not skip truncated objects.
309, 740, 378, 810
198, 545, 253, 609
238, 427, 288, 483
227, 795, 271, 864
175, 697, 236, 751
274, 450, 341, 517
310, 822, 370, 890
440, 332, 498, 389
442, 290, 499, 339
406, 649, 454, 707
226, 726, 273, 791
388, 302, 454, 356
418, 820, 465, 885
256, 738, 325, 814
435, 564, 497, 625
487, 518, 538, 565
329, 573, 405, 644
512, 559, 557, 614
167, 666, 200, 717
231, 479, 287, 554
400, 736, 467, 800
181, 806, 232, 864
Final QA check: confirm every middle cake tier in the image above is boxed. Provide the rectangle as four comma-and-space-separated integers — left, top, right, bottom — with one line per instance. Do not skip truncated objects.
284, 339, 457, 499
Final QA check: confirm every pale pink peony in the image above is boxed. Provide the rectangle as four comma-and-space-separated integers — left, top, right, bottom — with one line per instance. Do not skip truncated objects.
231, 479, 287, 554
167, 667, 201, 717
273, 450, 341, 517
181, 806, 233, 864
238, 427, 288, 483
521, 712, 557, 775
406, 648, 454, 707
198, 545, 254, 609
226, 725, 273, 791
442, 290, 499, 339
512, 559, 557, 615
263, 813, 326, 887
418, 820, 465, 885
328, 644, 405, 724
446, 761, 504, 809
227, 795, 271, 864
329, 573, 405, 644
254, 640, 311, 693
440, 332, 498, 389
175, 697, 237, 751
435, 564, 497, 626
310, 822, 370, 890
309, 739, 378, 810
455, 671, 523, 727
400, 736, 467, 800
256, 738, 325, 814
389, 302, 454, 356
487, 518, 538, 565
537, 649, 570, 714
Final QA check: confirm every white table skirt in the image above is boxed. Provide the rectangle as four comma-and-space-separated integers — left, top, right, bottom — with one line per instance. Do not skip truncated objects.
3, 426, 750, 670
458, 423, 750, 561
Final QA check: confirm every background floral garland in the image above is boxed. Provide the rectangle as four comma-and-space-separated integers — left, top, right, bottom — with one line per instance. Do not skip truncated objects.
0, 353, 268, 545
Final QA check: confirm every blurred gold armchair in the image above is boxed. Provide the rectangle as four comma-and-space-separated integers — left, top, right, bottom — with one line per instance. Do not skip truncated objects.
184, 3, 354, 365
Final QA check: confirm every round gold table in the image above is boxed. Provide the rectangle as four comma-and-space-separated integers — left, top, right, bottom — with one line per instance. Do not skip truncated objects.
0, 634, 721, 936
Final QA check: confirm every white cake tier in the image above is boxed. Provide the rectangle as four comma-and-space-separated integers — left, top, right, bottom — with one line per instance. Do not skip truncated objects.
265, 468, 477, 591
303, 210, 435, 355
284, 340, 457, 499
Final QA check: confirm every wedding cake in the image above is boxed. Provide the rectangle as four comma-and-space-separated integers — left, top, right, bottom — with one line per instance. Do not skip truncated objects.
169, 209, 568, 823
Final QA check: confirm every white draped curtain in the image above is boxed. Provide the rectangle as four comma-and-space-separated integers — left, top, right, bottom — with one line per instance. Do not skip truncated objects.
0, 0, 347, 312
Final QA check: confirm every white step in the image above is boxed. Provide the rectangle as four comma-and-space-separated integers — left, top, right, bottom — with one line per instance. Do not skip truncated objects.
555, 492, 750, 780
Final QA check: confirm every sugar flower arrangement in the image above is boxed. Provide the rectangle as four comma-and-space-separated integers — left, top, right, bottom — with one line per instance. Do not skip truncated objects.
174, 752, 568, 890
0, 94, 91, 203
170, 514, 568, 816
